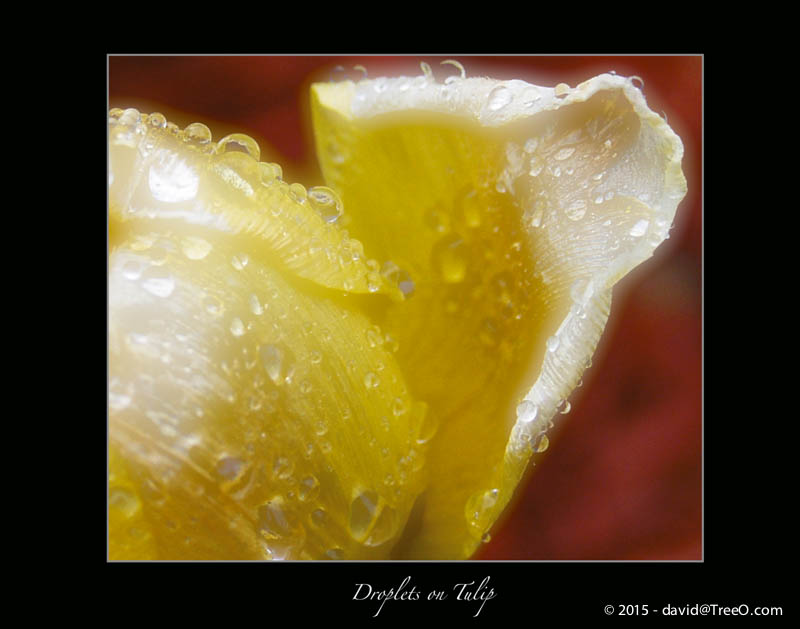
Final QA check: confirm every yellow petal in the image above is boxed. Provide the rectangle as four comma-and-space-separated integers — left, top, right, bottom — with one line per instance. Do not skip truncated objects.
109, 111, 427, 559
310, 72, 686, 558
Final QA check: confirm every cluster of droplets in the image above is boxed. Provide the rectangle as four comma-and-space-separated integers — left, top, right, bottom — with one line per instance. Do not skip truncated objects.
424, 182, 534, 365
110, 108, 349, 225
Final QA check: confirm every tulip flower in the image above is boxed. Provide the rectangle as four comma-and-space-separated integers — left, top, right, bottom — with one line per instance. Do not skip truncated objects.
108, 56, 699, 560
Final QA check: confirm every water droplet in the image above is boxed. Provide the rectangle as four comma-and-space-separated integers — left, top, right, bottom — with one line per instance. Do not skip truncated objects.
419, 61, 433, 79
521, 86, 542, 107
121, 259, 143, 281
257, 498, 304, 558
546, 335, 560, 352
109, 487, 140, 518
516, 400, 538, 424
629, 219, 650, 237
366, 504, 397, 546
148, 112, 167, 129
230, 317, 245, 337
554, 147, 576, 161
554, 82, 570, 97
441, 59, 466, 80
261, 344, 295, 385
203, 295, 224, 317
273, 456, 294, 481
183, 122, 212, 145
249, 294, 263, 316
565, 199, 587, 221
215, 133, 261, 161
141, 272, 175, 298
366, 271, 381, 293
308, 186, 344, 223
216, 456, 244, 481
180, 236, 212, 260
389, 397, 407, 418
560, 401, 572, 414
231, 253, 249, 270
431, 235, 468, 283
108, 391, 132, 411
630, 75, 645, 89
364, 372, 380, 389
528, 155, 544, 177
465, 488, 499, 531
299, 475, 320, 502
349, 489, 380, 542
119, 108, 141, 126
288, 182, 308, 204
487, 85, 513, 111
259, 161, 283, 185
481, 532, 492, 544
532, 432, 550, 453
412, 401, 437, 444
213, 151, 260, 197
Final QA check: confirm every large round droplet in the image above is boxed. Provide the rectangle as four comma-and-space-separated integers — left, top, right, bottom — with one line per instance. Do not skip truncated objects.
212, 151, 260, 198
516, 400, 538, 424
487, 85, 512, 111
215, 133, 261, 161
180, 236, 212, 260
308, 186, 344, 223
349, 489, 380, 542
183, 122, 212, 145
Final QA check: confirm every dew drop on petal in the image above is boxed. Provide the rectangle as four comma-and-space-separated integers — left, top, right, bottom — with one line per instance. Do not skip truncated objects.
183, 122, 212, 145
349, 490, 380, 542
141, 273, 175, 298
516, 400, 538, 424
554, 147, 576, 161
487, 85, 513, 111
229, 317, 245, 337
215, 133, 261, 161
299, 475, 320, 502
308, 186, 344, 223
231, 253, 249, 271
532, 433, 550, 453
249, 294, 263, 316
565, 199, 587, 221
180, 236, 212, 260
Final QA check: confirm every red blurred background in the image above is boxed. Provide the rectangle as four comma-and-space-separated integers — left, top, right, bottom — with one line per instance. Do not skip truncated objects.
108, 55, 702, 561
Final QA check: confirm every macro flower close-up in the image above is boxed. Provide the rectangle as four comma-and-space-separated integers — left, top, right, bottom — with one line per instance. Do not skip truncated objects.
108, 55, 702, 561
